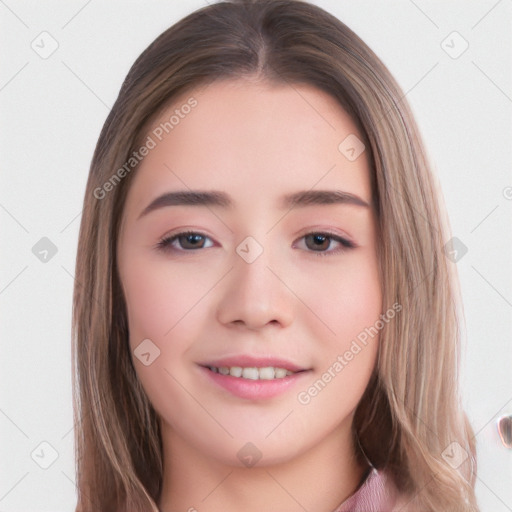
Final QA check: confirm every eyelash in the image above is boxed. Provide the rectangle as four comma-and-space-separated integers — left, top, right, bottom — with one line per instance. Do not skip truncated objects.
155, 230, 356, 257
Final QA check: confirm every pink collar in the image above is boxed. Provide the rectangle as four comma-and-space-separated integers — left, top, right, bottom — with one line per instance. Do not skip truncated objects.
332, 468, 399, 512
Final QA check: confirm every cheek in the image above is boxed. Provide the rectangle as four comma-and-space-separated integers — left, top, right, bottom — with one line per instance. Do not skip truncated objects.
119, 253, 220, 400
119, 255, 210, 418
296, 251, 382, 343
120, 254, 212, 345
337, 262, 382, 339
292, 251, 381, 403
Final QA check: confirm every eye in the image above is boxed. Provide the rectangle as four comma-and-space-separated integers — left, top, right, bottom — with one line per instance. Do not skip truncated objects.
156, 231, 214, 252
155, 230, 355, 256
296, 232, 355, 256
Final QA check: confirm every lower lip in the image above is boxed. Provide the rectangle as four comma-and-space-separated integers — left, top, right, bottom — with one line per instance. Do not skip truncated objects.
199, 366, 309, 400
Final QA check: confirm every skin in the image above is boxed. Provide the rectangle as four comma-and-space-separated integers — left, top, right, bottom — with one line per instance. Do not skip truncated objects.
117, 78, 382, 512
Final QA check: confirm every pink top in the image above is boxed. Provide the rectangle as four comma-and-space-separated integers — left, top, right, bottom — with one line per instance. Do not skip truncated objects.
332, 468, 402, 512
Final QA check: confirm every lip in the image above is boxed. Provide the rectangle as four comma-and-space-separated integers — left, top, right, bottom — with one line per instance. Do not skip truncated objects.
197, 355, 311, 400
199, 366, 310, 400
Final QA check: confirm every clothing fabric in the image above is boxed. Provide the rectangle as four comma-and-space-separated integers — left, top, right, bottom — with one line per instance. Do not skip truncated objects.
332, 467, 401, 512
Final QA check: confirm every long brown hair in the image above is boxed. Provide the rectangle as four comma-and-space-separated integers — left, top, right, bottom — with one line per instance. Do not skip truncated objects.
72, 1, 478, 510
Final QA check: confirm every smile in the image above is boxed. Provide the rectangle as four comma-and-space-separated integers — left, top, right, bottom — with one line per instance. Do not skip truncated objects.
207, 366, 297, 380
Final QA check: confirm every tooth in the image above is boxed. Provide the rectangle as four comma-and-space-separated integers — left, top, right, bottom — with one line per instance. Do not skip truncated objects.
259, 367, 275, 380
229, 366, 243, 377
274, 368, 287, 378
212, 365, 297, 379
242, 367, 259, 380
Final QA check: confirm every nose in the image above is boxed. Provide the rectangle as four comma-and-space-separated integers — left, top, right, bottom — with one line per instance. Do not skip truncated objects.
215, 243, 294, 331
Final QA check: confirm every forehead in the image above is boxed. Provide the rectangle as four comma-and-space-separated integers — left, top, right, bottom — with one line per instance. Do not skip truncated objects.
125, 78, 371, 212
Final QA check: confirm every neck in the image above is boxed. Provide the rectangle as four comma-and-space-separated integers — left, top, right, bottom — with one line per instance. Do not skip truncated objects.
158, 419, 369, 512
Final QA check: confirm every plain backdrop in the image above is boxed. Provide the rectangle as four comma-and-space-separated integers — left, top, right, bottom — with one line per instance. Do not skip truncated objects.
1, 1, 511, 510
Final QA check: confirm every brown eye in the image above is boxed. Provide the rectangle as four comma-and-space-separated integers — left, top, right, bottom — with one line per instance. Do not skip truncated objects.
177, 233, 207, 249
305, 233, 331, 251
156, 231, 214, 252
297, 232, 355, 257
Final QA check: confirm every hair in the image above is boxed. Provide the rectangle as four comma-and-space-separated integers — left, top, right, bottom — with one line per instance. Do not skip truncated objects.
71, 0, 479, 510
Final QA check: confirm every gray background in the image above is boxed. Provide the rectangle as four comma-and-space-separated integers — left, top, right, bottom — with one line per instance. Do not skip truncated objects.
1, 0, 511, 510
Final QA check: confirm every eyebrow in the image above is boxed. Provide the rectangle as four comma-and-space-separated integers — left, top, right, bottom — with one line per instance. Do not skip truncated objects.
137, 189, 370, 219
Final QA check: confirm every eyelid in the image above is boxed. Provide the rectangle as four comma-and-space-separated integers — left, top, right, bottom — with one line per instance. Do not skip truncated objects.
155, 229, 215, 252
294, 226, 356, 246
292, 231, 356, 257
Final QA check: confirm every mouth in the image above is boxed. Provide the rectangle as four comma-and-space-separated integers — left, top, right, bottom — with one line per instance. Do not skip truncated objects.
205, 365, 301, 380
198, 357, 311, 400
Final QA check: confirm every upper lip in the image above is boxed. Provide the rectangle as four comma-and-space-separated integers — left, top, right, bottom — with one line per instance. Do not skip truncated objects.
199, 356, 307, 373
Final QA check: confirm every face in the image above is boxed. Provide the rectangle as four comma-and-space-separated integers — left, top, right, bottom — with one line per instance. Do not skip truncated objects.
117, 78, 382, 467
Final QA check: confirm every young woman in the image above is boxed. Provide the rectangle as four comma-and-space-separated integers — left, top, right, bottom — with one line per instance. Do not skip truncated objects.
72, 1, 479, 510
